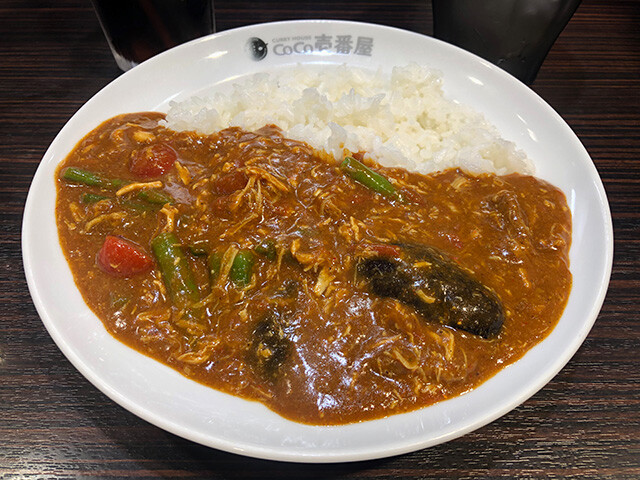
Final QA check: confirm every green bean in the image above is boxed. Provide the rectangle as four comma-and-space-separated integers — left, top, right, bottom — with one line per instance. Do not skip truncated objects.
189, 241, 209, 257
208, 252, 222, 280
151, 232, 200, 309
229, 250, 255, 287
121, 199, 157, 211
138, 189, 174, 205
63, 167, 175, 206
81, 193, 109, 204
340, 156, 399, 200
62, 167, 175, 210
61, 167, 125, 190
254, 238, 277, 261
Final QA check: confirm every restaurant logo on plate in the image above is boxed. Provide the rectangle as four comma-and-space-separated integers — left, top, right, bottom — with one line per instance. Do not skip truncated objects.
246, 37, 268, 60
246, 34, 374, 60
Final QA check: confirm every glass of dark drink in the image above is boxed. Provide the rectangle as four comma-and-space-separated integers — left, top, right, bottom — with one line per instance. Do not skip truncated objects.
91, 0, 215, 71
432, 0, 581, 84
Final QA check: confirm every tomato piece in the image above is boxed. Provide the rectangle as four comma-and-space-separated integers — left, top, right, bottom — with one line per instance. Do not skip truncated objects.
212, 171, 248, 195
364, 243, 402, 257
97, 235, 153, 277
129, 143, 177, 179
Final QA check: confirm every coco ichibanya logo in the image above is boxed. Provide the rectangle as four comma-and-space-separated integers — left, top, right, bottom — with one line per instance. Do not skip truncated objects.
246, 37, 268, 60
246, 34, 374, 61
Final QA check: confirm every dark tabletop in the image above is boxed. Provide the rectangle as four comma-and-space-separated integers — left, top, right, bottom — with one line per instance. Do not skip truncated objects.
1, 1, 639, 478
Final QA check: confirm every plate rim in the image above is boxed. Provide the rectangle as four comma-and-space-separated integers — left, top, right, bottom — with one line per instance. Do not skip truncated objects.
22, 19, 614, 463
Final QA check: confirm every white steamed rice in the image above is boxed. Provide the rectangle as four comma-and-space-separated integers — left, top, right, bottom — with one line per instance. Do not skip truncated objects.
162, 63, 533, 175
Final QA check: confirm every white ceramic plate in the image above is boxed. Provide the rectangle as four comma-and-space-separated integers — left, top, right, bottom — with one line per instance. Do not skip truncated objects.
23, 20, 613, 463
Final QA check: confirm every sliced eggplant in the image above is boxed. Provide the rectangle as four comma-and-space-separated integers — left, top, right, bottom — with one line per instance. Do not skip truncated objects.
249, 311, 290, 381
357, 243, 504, 338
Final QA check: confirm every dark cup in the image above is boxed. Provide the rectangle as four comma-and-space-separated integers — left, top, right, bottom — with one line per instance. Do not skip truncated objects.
432, 0, 581, 84
91, 0, 215, 71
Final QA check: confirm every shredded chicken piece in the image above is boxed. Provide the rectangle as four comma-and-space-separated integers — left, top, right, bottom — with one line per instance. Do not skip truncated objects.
518, 267, 532, 289
245, 166, 290, 193
174, 160, 191, 186
132, 130, 155, 143
337, 223, 354, 243
255, 180, 263, 217
191, 177, 209, 190
370, 334, 402, 351
290, 238, 320, 270
136, 309, 172, 326
69, 202, 84, 223
461, 349, 468, 370
451, 175, 468, 190
116, 180, 163, 196
176, 340, 221, 365
390, 348, 420, 370
152, 278, 167, 298
194, 189, 208, 213
109, 126, 126, 142
319, 196, 343, 219
220, 212, 258, 239
175, 317, 207, 336
275, 243, 286, 273
217, 245, 239, 285
64, 220, 76, 231
227, 176, 255, 212
160, 204, 179, 232
84, 212, 125, 231
339, 324, 352, 338
313, 267, 334, 296
435, 365, 443, 383
443, 330, 455, 362
290, 239, 303, 258
415, 290, 436, 304
349, 216, 361, 242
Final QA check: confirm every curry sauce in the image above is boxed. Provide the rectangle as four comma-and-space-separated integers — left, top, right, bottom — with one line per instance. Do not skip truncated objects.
55, 113, 572, 424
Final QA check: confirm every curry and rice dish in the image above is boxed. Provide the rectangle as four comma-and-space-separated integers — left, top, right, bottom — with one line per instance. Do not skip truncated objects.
55, 111, 571, 425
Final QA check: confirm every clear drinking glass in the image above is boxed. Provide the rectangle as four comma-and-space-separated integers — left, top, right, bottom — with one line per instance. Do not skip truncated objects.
91, 0, 216, 71
432, 0, 581, 84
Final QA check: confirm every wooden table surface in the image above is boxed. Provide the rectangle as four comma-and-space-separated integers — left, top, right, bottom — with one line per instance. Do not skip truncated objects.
1, 0, 639, 478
